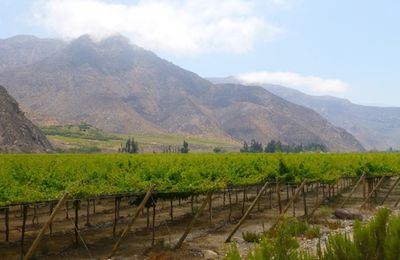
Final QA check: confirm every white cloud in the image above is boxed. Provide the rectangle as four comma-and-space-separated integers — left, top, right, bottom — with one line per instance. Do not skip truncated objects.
236, 72, 350, 95
31, 0, 284, 55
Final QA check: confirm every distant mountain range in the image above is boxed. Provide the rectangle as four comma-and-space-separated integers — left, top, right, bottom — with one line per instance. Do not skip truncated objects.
0, 85, 52, 153
211, 77, 400, 151
0, 35, 365, 152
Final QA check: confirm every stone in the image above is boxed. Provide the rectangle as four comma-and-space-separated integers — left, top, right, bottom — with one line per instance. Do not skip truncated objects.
203, 250, 218, 259
334, 208, 363, 220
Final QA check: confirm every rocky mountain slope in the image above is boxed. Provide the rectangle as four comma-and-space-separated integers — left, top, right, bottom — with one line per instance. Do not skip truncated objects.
211, 77, 400, 151
201, 84, 364, 151
0, 35, 364, 151
0, 86, 53, 153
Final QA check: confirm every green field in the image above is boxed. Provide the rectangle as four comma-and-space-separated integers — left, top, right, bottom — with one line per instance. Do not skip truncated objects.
41, 124, 241, 153
0, 153, 399, 207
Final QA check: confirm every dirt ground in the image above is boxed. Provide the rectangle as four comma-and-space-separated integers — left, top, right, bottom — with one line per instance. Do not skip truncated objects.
0, 177, 397, 259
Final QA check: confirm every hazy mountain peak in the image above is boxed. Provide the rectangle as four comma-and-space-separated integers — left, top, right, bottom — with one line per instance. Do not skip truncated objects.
0, 35, 364, 152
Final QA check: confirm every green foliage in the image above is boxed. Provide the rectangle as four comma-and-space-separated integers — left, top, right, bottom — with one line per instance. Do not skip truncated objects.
224, 244, 242, 260
180, 140, 189, 153
41, 124, 122, 141
264, 140, 327, 153
1, 153, 400, 206
213, 147, 224, 153
242, 231, 262, 242
322, 208, 398, 260
123, 137, 139, 153
226, 208, 400, 260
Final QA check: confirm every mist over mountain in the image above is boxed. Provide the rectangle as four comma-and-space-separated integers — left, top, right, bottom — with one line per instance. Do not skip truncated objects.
0, 35, 364, 152
211, 76, 400, 150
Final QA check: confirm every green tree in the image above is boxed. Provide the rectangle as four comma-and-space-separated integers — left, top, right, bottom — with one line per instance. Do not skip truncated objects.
240, 141, 249, 153
125, 137, 139, 153
180, 140, 189, 153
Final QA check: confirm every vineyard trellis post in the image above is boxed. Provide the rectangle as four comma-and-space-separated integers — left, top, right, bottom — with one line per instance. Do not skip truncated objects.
380, 177, 400, 205
4, 207, 9, 242
151, 204, 156, 246
302, 185, 308, 219
225, 181, 270, 243
21, 205, 28, 259
360, 176, 386, 208
307, 182, 336, 222
108, 184, 155, 258
340, 173, 366, 208
228, 188, 232, 222
23, 193, 69, 260
276, 179, 282, 214
269, 180, 307, 231
173, 192, 212, 250
209, 194, 213, 226
49, 202, 54, 235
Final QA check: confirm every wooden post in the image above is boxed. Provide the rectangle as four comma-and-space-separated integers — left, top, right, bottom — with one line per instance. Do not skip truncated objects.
340, 173, 366, 208
394, 194, 400, 208
23, 193, 69, 260
360, 176, 385, 208
92, 199, 96, 215
362, 176, 367, 199
190, 195, 194, 214
21, 205, 28, 259
173, 193, 211, 250
257, 186, 261, 212
235, 189, 238, 204
32, 205, 38, 225
269, 186, 273, 209
228, 189, 232, 222
65, 201, 69, 219
223, 189, 226, 207
152, 204, 156, 247
74, 200, 79, 244
276, 180, 282, 214
108, 185, 155, 258
292, 185, 296, 217
146, 207, 150, 229
49, 202, 54, 235
280, 181, 307, 217
241, 187, 246, 215
381, 177, 400, 205
286, 184, 290, 201
302, 185, 308, 218
307, 184, 335, 222
225, 182, 270, 242
209, 194, 213, 226
113, 197, 118, 238
5, 207, 9, 242
170, 199, 173, 221
86, 199, 90, 227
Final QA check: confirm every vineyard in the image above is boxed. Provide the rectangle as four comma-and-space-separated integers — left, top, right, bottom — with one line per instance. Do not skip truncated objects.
1, 153, 399, 206
1, 153, 400, 259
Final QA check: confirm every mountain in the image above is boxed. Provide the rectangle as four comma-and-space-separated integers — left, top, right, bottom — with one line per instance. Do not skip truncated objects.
212, 77, 400, 150
201, 83, 364, 152
0, 35, 65, 72
0, 86, 53, 153
0, 35, 364, 151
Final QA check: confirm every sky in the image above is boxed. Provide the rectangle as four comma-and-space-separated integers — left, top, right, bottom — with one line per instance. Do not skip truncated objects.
1, 0, 400, 106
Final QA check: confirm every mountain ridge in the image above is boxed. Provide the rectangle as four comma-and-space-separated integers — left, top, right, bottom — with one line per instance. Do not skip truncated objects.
0, 35, 364, 152
211, 76, 400, 150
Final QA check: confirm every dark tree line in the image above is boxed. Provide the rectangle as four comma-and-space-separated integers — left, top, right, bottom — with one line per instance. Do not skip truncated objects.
162, 140, 190, 153
120, 137, 139, 153
240, 139, 327, 153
